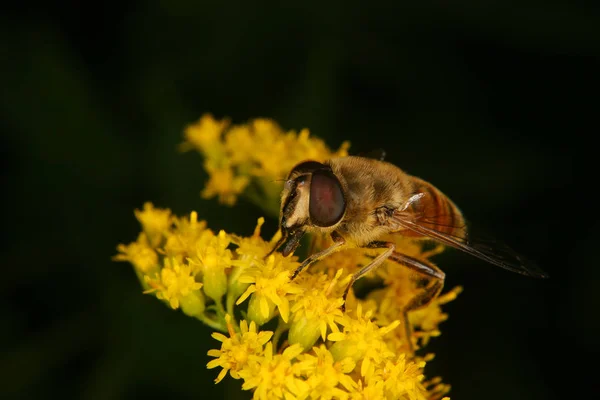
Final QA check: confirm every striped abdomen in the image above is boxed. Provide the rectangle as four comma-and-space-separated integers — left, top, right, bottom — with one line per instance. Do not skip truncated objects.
401, 178, 467, 240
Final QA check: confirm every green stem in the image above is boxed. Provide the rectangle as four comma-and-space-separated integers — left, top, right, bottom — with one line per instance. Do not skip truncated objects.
226, 291, 236, 321
215, 297, 227, 319
226, 265, 248, 328
197, 314, 227, 333
226, 271, 243, 312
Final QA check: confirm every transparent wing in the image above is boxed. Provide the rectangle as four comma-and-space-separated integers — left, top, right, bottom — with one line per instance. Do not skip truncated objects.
391, 211, 549, 279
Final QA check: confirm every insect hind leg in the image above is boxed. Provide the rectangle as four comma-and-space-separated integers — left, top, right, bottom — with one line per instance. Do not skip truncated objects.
339, 241, 446, 354
388, 252, 445, 354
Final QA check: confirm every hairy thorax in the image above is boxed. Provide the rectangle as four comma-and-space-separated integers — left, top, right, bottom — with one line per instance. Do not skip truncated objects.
327, 157, 415, 246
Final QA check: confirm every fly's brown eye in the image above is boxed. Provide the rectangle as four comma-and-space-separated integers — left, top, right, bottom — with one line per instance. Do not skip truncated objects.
309, 171, 345, 227
289, 160, 326, 177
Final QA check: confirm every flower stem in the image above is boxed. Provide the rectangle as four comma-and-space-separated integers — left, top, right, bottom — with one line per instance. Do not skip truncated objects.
197, 314, 227, 333
226, 291, 236, 322
215, 297, 227, 319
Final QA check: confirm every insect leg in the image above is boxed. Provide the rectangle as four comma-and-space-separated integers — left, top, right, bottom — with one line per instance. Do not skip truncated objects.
342, 242, 445, 354
265, 229, 288, 258
341, 241, 395, 312
290, 231, 347, 280
387, 252, 445, 354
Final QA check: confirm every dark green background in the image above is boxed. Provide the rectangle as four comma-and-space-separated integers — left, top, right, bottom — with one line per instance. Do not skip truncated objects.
2, 2, 598, 399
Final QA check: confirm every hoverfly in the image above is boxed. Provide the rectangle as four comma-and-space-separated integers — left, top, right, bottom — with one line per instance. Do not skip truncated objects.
267, 155, 547, 348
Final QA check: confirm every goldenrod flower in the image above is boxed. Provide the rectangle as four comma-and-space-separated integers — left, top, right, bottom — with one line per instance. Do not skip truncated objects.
236, 254, 303, 325
423, 377, 452, 400
190, 229, 233, 303
134, 202, 172, 247
409, 287, 463, 348
296, 345, 357, 399
116, 114, 461, 400
144, 258, 203, 311
288, 269, 346, 350
207, 315, 273, 383
181, 113, 349, 215
228, 217, 271, 308
114, 233, 158, 275
230, 217, 271, 263
368, 354, 426, 400
238, 342, 309, 399
201, 163, 250, 206
163, 210, 207, 260
328, 304, 400, 377
183, 113, 228, 161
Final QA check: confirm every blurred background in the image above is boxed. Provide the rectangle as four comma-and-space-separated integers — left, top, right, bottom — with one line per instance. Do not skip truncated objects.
2, 1, 598, 399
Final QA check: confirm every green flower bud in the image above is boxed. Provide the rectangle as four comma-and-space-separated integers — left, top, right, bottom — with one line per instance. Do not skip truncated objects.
179, 290, 206, 318
202, 257, 227, 303
288, 316, 321, 350
247, 294, 276, 326
329, 340, 363, 363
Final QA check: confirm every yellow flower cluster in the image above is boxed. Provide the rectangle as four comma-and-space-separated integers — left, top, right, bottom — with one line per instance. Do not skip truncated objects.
181, 114, 350, 215
115, 115, 460, 400
115, 202, 456, 399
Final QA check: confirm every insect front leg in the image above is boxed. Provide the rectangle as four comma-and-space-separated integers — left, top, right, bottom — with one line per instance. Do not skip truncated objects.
290, 231, 347, 280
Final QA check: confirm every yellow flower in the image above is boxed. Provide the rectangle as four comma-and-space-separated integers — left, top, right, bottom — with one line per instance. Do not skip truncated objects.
288, 269, 346, 350
163, 210, 207, 260
190, 229, 233, 303
134, 202, 172, 247
117, 114, 465, 400
328, 304, 400, 378
118, 202, 458, 399
370, 354, 427, 400
409, 287, 463, 348
422, 377, 451, 400
182, 113, 228, 160
201, 163, 250, 206
144, 258, 202, 310
114, 233, 158, 275
181, 113, 349, 214
350, 378, 384, 400
368, 246, 461, 352
223, 124, 258, 165
236, 254, 303, 325
238, 342, 309, 400
296, 345, 357, 399
229, 217, 271, 300
231, 217, 271, 263
207, 315, 273, 383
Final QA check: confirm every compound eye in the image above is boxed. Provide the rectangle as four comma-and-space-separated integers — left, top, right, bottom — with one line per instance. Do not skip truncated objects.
288, 160, 327, 178
309, 171, 345, 227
